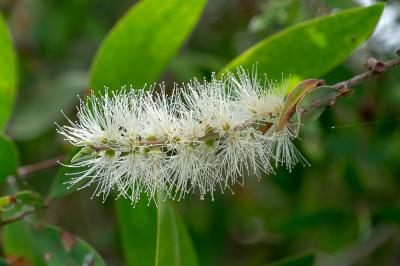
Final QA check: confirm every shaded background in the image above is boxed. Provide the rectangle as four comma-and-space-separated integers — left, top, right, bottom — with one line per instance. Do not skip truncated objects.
1, 0, 400, 265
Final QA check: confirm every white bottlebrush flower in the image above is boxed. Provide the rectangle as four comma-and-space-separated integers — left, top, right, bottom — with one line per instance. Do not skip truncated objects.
114, 150, 168, 205
266, 124, 309, 170
57, 68, 307, 205
167, 111, 220, 201
62, 149, 120, 202
231, 67, 285, 123
182, 75, 246, 134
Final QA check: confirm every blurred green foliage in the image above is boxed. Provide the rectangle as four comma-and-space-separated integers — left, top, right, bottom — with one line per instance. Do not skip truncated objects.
0, 134, 18, 183
0, 0, 399, 265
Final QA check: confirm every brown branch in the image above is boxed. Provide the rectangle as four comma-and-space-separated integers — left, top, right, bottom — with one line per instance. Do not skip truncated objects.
17, 154, 67, 178
332, 50, 400, 91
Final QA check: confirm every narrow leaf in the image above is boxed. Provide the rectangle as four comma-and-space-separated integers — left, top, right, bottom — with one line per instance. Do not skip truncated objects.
116, 199, 157, 266
0, 14, 17, 130
275, 79, 321, 131
296, 85, 339, 123
221, 4, 384, 84
155, 198, 199, 266
89, 0, 207, 92
116, 197, 199, 266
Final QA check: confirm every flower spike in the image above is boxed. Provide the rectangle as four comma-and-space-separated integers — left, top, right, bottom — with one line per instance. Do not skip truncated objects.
57, 68, 306, 205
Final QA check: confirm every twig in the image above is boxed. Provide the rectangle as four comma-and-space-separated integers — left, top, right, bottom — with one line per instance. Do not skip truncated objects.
17, 154, 67, 178
332, 50, 400, 90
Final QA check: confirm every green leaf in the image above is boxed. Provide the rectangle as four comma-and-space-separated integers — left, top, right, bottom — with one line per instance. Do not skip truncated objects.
266, 253, 315, 266
275, 79, 321, 131
116, 199, 157, 266
0, 134, 19, 183
0, 14, 17, 130
155, 197, 199, 266
3, 222, 106, 266
89, 0, 207, 92
116, 197, 199, 266
296, 85, 338, 124
221, 4, 384, 84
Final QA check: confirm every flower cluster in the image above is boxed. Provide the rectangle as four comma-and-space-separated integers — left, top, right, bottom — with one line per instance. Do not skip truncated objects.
57, 68, 307, 205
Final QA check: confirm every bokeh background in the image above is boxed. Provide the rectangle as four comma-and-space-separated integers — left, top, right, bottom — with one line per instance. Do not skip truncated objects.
1, 0, 400, 265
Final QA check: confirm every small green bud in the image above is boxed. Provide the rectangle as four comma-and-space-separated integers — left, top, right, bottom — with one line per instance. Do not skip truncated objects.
204, 139, 215, 147
142, 147, 151, 154
187, 142, 200, 150
71, 146, 96, 163
76, 141, 94, 146
171, 136, 181, 143
81, 146, 95, 154
205, 125, 215, 134
222, 123, 230, 131
105, 149, 116, 158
